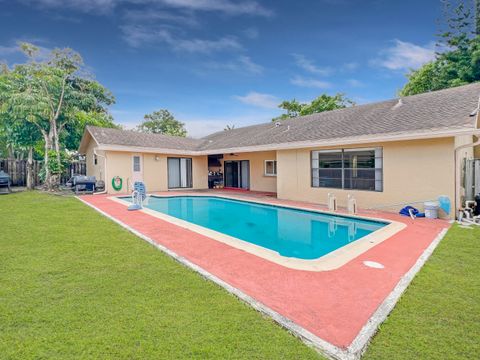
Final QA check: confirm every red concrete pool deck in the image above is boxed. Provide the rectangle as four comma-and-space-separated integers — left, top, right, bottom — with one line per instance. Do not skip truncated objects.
80, 191, 449, 352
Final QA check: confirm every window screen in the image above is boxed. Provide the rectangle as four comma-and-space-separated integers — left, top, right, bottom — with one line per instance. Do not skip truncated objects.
265, 160, 277, 176
133, 156, 141, 172
311, 148, 383, 191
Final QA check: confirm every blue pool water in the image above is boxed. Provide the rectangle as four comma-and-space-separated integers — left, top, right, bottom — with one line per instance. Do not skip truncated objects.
125, 196, 387, 260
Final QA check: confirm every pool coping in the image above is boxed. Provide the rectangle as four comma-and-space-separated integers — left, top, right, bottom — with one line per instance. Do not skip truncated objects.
77, 195, 449, 360
110, 194, 406, 272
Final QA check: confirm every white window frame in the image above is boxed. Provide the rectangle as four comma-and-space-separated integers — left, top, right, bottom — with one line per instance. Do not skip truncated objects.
167, 157, 193, 189
132, 155, 141, 172
264, 160, 277, 177
311, 147, 383, 192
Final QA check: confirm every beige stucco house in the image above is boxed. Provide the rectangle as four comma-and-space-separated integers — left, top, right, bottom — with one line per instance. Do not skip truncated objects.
79, 83, 480, 217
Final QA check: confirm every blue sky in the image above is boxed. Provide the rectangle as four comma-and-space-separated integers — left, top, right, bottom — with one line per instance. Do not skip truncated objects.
0, 0, 443, 137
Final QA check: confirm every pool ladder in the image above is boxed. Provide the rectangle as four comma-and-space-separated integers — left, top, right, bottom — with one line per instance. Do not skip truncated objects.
327, 193, 357, 214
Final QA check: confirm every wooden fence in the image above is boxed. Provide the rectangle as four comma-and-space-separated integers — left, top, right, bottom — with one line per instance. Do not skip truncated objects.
0, 159, 86, 187
61, 161, 87, 184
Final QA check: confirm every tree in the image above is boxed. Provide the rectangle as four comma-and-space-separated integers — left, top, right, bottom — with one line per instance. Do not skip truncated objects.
0, 117, 41, 189
272, 93, 354, 121
0, 43, 115, 189
137, 109, 187, 137
62, 111, 119, 151
400, 0, 480, 96
0, 62, 43, 189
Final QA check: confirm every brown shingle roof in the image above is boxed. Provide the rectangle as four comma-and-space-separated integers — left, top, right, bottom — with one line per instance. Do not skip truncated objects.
85, 83, 480, 153
87, 126, 204, 151
200, 82, 480, 150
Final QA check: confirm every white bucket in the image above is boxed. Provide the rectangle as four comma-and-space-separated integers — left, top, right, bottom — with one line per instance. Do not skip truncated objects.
424, 201, 439, 219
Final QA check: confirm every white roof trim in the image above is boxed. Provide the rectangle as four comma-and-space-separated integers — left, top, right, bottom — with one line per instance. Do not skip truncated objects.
78, 129, 99, 153
196, 127, 480, 154
88, 127, 480, 156
96, 144, 200, 156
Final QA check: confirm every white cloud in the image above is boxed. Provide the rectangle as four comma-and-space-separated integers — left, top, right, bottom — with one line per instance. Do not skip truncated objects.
0, 45, 18, 57
343, 62, 358, 71
20, 0, 273, 16
234, 92, 279, 109
175, 36, 242, 53
204, 55, 263, 74
112, 108, 277, 138
123, 9, 199, 27
237, 56, 263, 74
290, 76, 331, 89
19, 0, 118, 13
243, 27, 259, 39
158, 0, 273, 17
184, 120, 229, 138
374, 39, 436, 71
0, 40, 53, 63
292, 53, 332, 76
181, 113, 274, 138
121, 25, 242, 53
346, 79, 364, 87
167, 37, 238, 53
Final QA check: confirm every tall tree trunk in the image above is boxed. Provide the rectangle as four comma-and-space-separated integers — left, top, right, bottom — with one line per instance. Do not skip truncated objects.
49, 120, 61, 190
52, 120, 61, 163
7, 144, 14, 160
43, 133, 52, 190
26, 147, 34, 190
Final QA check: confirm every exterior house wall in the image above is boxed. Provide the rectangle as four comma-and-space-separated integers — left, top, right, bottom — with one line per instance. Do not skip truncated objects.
103, 150, 208, 194
474, 144, 480, 158
276, 138, 456, 217
143, 154, 168, 192
85, 136, 106, 182
222, 151, 277, 192
105, 151, 133, 194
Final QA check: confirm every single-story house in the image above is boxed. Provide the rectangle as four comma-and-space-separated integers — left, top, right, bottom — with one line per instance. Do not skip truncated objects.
79, 83, 480, 217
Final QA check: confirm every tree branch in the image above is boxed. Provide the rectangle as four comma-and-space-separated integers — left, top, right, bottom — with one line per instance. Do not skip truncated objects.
53, 75, 67, 121
41, 81, 55, 116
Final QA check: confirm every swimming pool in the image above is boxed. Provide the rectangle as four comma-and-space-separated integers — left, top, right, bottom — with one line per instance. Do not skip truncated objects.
122, 195, 387, 261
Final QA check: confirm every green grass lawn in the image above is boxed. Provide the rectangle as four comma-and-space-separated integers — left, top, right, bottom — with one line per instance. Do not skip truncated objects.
0, 192, 479, 359
364, 220, 480, 359
0, 192, 320, 359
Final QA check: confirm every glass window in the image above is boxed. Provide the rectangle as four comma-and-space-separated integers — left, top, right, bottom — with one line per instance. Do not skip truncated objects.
311, 148, 383, 192
168, 157, 192, 188
311, 150, 343, 189
93, 154, 98, 166
133, 156, 141, 172
265, 160, 277, 176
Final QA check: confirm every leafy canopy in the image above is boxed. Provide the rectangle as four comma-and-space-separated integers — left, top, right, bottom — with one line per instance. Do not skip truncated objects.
137, 109, 187, 137
0, 43, 117, 154
400, 0, 480, 96
272, 93, 354, 121
0, 42, 117, 187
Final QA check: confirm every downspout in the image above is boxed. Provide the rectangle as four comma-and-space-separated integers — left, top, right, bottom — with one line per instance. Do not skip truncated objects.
93, 149, 108, 195
454, 96, 480, 216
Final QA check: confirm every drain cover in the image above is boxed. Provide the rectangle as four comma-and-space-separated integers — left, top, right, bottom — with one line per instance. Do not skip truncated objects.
363, 261, 384, 269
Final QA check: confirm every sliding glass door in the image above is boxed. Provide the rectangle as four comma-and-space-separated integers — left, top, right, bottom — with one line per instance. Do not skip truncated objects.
224, 160, 249, 189
168, 157, 193, 189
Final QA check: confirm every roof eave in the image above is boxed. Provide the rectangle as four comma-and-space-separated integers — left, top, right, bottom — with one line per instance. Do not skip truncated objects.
196, 127, 480, 154
78, 127, 98, 153
92, 127, 480, 156
96, 144, 200, 156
